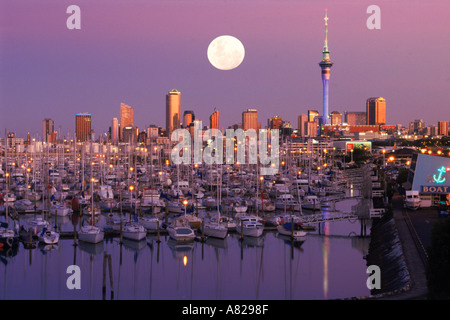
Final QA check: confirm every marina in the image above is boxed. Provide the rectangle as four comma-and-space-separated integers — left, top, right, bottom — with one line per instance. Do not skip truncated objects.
0, 142, 377, 300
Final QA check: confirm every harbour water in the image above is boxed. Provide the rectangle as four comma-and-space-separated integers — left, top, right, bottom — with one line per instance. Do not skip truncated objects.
0, 197, 371, 300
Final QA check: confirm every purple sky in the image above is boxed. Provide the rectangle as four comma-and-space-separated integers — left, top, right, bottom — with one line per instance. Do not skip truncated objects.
1, 0, 450, 139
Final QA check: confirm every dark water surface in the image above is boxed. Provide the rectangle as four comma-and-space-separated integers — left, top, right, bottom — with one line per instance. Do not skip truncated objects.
0, 199, 371, 300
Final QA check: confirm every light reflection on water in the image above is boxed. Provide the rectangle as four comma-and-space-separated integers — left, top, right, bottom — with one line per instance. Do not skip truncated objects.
1, 198, 372, 300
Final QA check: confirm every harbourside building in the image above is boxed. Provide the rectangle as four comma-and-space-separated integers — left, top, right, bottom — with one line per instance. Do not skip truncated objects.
408, 153, 450, 207
75, 113, 92, 142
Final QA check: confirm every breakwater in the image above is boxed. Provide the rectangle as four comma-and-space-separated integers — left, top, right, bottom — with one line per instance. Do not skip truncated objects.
365, 214, 411, 297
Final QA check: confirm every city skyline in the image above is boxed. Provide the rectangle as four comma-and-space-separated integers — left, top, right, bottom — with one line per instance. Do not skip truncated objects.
1, 0, 450, 139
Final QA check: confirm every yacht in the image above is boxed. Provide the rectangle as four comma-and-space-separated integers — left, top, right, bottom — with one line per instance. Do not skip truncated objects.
50, 203, 73, 216
78, 224, 104, 244
404, 190, 421, 210
37, 227, 60, 244
277, 222, 307, 239
235, 220, 264, 238
167, 218, 195, 242
122, 222, 147, 241
275, 194, 302, 212
301, 195, 321, 211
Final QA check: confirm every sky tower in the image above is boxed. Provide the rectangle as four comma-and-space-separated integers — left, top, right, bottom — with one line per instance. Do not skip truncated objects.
319, 9, 333, 125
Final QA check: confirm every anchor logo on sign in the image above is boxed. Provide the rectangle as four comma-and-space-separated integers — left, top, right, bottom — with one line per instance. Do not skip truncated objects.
433, 166, 447, 184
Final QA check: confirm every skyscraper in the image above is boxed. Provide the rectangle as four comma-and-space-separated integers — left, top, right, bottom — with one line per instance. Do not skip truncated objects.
366, 97, 386, 125
111, 117, 119, 144
307, 110, 320, 122
166, 89, 181, 136
210, 110, 219, 130
330, 111, 342, 125
438, 121, 449, 136
120, 103, 134, 140
183, 110, 195, 128
75, 113, 92, 142
42, 118, 54, 143
298, 114, 308, 137
319, 9, 333, 125
268, 116, 283, 130
242, 109, 258, 131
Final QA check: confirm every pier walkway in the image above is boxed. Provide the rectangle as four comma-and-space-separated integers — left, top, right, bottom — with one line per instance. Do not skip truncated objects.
377, 193, 430, 300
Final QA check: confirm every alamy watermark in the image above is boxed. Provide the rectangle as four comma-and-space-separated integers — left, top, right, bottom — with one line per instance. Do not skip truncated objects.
170, 121, 279, 176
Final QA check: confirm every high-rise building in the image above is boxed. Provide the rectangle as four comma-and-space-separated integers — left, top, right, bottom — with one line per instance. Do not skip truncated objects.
210, 110, 219, 130
298, 114, 308, 137
242, 109, 258, 131
318, 10, 333, 125
345, 112, 366, 125
122, 125, 137, 144
268, 116, 283, 130
438, 121, 449, 136
166, 89, 181, 136
308, 110, 320, 122
366, 97, 386, 125
330, 111, 342, 125
42, 118, 54, 143
183, 110, 195, 128
120, 103, 134, 140
75, 113, 92, 142
111, 117, 119, 144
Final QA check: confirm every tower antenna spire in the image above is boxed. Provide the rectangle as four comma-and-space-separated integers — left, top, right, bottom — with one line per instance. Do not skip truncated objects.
322, 9, 330, 61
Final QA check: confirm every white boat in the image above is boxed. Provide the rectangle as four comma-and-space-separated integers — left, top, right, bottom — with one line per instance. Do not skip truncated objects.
204, 221, 228, 239
253, 198, 276, 212
138, 216, 162, 231
3, 192, 16, 202
37, 228, 60, 244
82, 204, 101, 216
167, 218, 195, 242
104, 215, 128, 231
78, 225, 104, 244
209, 215, 237, 230
26, 216, 50, 233
15, 199, 35, 212
301, 195, 321, 211
26, 191, 42, 202
167, 200, 184, 213
277, 222, 307, 239
235, 221, 264, 238
202, 196, 217, 209
50, 203, 73, 216
404, 190, 421, 210
275, 194, 302, 211
235, 213, 265, 224
122, 222, 147, 241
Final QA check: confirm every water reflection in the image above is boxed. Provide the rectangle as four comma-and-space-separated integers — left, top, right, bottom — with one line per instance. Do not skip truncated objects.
0, 210, 371, 300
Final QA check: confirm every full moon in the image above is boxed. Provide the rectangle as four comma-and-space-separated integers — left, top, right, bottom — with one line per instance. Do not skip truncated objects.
207, 35, 245, 71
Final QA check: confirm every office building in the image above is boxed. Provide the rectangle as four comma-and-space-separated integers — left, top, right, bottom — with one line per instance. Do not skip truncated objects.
242, 109, 258, 131
210, 110, 219, 130
166, 89, 181, 136
345, 112, 366, 126
42, 118, 54, 143
75, 113, 92, 142
183, 110, 195, 128
438, 121, 449, 136
120, 103, 134, 140
366, 97, 386, 125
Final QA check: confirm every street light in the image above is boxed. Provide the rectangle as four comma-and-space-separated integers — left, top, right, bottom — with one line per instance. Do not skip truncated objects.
183, 199, 188, 214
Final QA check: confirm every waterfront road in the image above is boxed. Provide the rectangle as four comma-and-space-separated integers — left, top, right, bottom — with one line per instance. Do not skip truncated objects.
381, 193, 441, 300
